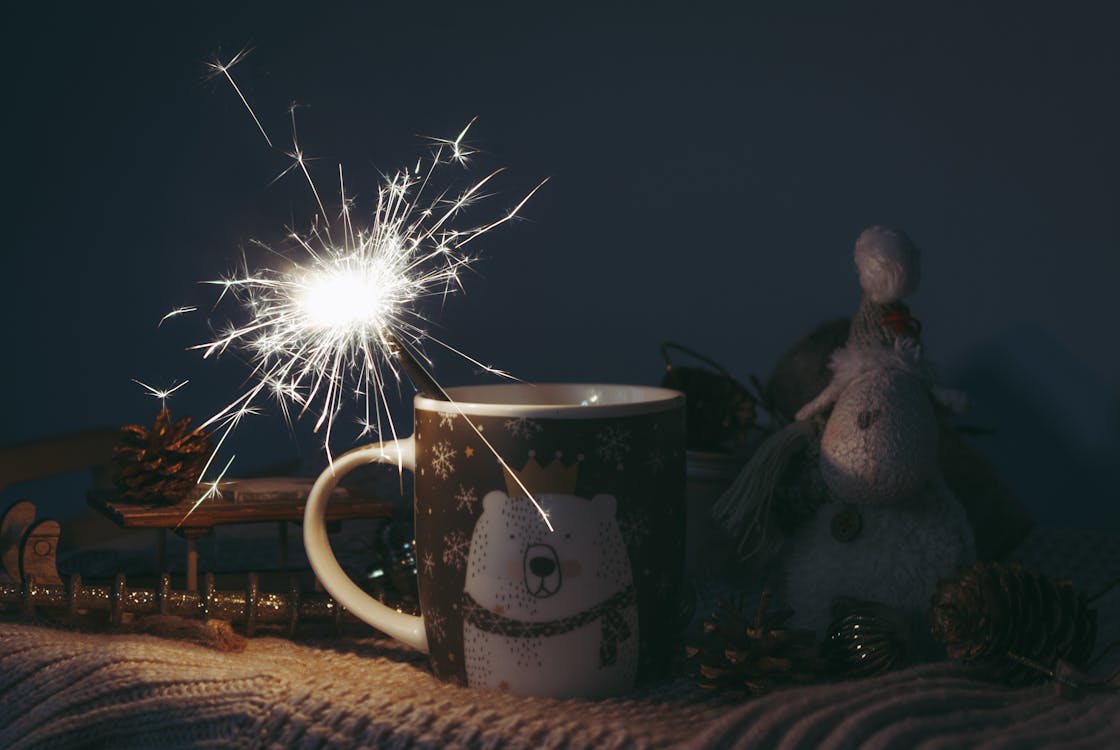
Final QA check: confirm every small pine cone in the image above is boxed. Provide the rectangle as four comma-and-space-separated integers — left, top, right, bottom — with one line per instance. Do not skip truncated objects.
113, 409, 212, 505
930, 561, 1097, 686
685, 591, 822, 699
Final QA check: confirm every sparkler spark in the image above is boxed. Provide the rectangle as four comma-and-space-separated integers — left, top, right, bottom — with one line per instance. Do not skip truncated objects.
133, 378, 189, 411
159, 306, 197, 326
178, 453, 236, 527
187, 51, 552, 529
205, 47, 273, 148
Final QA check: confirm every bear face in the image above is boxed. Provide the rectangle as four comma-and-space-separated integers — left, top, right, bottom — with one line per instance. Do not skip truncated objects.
464, 490, 633, 622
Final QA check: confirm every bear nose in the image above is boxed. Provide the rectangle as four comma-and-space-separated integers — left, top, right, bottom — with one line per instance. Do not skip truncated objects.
524, 543, 562, 598
529, 556, 556, 577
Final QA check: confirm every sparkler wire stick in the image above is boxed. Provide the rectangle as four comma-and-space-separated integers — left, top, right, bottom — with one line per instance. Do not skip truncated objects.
386, 335, 444, 400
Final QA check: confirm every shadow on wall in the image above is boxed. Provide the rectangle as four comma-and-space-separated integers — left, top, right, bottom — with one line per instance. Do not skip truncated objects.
950, 325, 1119, 533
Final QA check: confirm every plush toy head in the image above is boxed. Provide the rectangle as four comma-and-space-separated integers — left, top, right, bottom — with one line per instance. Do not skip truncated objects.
854, 226, 921, 304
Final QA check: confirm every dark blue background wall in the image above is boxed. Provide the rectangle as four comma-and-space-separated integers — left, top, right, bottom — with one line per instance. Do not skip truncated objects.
3, 1, 1117, 531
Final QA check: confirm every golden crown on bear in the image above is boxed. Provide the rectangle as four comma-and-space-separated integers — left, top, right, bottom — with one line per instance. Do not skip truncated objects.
502, 454, 581, 497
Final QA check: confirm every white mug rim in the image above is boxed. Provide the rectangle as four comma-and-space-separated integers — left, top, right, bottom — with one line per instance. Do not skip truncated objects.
415, 382, 683, 419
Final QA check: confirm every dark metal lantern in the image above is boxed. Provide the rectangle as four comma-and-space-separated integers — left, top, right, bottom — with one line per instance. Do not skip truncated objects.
660, 341, 756, 452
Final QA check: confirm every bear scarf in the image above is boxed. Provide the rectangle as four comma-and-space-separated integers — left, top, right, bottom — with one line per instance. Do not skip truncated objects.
461, 586, 636, 667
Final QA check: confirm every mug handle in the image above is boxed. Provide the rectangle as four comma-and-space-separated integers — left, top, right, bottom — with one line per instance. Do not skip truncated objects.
303, 438, 428, 653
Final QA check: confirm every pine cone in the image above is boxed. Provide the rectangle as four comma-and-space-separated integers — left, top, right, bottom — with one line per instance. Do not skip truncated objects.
930, 561, 1097, 686
113, 409, 212, 505
821, 597, 915, 679
685, 591, 821, 698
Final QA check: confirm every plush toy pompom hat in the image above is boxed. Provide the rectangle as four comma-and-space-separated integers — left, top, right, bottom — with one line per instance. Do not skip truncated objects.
854, 226, 921, 304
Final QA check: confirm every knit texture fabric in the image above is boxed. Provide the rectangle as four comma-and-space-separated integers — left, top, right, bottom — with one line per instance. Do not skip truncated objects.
3, 527, 1118, 749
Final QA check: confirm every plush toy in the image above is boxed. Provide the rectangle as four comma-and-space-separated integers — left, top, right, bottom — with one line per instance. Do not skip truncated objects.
714, 226, 975, 638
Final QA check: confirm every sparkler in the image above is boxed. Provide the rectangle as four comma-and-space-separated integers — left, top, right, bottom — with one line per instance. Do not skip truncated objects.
178, 50, 551, 527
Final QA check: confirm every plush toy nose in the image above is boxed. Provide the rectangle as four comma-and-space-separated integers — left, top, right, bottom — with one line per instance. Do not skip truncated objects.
529, 555, 556, 577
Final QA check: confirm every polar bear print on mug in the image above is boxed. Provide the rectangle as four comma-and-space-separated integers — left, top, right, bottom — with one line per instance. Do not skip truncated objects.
461, 487, 638, 698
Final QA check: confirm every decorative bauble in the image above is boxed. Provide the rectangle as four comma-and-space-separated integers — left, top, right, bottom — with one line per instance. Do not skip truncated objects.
821, 597, 915, 679
113, 409, 212, 505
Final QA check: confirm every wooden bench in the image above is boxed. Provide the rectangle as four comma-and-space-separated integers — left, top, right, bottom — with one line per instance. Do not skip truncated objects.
88, 477, 393, 590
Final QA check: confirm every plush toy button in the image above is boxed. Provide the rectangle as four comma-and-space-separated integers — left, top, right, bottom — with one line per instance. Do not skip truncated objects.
830, 504, 863, 542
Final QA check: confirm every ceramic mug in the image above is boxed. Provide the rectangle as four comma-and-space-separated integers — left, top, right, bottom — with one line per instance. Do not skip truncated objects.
303, 383, 686, 698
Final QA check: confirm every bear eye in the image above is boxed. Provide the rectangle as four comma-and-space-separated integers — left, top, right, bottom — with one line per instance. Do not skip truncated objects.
564, 532, 572, 540
509, 534, 515, 540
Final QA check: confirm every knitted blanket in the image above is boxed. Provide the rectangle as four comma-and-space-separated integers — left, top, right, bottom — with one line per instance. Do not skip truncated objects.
2, 528, 1117, 749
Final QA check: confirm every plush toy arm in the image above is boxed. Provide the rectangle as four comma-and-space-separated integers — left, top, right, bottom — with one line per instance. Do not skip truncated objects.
930, 385, 970, 414
795, 380, 845, 422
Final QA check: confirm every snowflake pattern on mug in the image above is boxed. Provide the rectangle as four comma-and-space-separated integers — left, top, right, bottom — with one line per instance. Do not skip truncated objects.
426, 609, 447, 641
441, 529, 469, 570
421, 551, 436, 577
430, 440, 457, 479
438, 411, 457, 430
503, 416, 542, 439
596, 425, 631, 470
620, 510, 652, 547
454, 484, 478, 513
